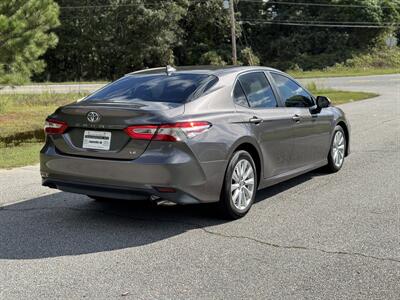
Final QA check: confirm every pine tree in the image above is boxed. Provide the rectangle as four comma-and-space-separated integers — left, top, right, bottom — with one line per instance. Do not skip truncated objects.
0, 0, 59, 85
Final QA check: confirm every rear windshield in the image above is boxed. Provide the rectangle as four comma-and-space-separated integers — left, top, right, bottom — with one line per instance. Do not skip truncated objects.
85, 73, 217, 103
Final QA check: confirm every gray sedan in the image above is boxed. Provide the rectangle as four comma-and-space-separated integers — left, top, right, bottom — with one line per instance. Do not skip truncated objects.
40, 66, 350, 219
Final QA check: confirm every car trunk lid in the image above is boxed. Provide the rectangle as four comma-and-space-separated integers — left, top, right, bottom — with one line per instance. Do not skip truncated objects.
49, 100, 184, 160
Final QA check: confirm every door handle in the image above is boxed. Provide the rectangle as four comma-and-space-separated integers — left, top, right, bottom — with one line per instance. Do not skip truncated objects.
249, 116, 263, 124
292, 114, 301, 123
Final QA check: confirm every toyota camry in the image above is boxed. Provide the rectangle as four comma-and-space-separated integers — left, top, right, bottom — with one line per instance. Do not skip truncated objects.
40, 66, 350, 219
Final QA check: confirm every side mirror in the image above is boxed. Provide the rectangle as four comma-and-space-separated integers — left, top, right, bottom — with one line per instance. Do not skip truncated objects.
316, 96, 331, 109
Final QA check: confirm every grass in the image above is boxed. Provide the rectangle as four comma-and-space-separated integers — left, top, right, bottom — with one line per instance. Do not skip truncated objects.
29, 81, 108, 85
0, 88, 377, 169
0, 143, 43, 169
0, 93, 87, 146
0, 92, 86, 169
306, 82, 379, 105
289, 47, 400, 78
311, 90, 378, 105
289, 67, 400, 79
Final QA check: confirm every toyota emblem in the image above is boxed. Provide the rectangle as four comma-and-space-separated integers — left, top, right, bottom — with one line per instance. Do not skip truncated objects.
87, 111, 101, 123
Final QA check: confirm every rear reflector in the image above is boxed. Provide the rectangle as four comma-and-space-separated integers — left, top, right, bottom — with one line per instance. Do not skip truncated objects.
124, 121, 211, 142
44, 118, 68, 135
154, 187, 176, 193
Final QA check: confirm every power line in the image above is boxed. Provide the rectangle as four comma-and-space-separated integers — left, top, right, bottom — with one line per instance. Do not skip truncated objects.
239, 0, 394, 9
242, 19, 400, 26
59, 4, 156, 9
57, 0, 395, 10
58, 0, 205, 10
58, 0, 395, 10
240, 20, 397, 28
58, 14, 399, 28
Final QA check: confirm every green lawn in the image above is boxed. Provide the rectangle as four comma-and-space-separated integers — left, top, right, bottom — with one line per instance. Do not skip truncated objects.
0, 143, 43, 169
0, 88, 377, 169
289, 67, 400, 79
30, 81, 108, 85
307, 86, 378, 105
0, 93, 87, 146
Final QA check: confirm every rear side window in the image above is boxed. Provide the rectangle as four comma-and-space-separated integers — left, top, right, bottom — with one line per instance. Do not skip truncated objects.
271, 73, 314, 108
238, 72, 278, 108
233, 82, 249, 107
85, 74, 217, 104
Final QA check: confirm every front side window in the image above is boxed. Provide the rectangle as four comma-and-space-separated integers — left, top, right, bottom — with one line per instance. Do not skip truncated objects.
85, 74, 217, 104
238, 72, 278, 108
271, 73, 314, 108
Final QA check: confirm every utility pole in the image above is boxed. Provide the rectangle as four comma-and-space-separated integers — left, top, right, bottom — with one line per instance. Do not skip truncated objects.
229, 0, 237, 65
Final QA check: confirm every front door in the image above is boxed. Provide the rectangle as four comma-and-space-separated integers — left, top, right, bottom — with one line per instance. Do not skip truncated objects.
269, 72, 333, 169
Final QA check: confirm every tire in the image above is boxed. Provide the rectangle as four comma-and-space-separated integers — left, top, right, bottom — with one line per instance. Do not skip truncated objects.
219, 150, 258, 219
326, 125, 347, 173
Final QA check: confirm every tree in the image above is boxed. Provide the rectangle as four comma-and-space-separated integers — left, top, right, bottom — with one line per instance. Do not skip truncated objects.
38, 0, 258, 81
40, 0, 188, 81
175, 0, 232, 65
237, 0, 400, 70
35, 0, 400, 82
0, 0, 59, 85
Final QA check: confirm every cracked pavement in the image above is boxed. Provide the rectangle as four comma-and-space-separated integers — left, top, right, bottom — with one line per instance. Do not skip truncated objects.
0, 74, 399, 299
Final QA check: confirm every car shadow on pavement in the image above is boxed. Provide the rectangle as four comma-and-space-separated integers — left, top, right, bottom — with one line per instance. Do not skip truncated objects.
0, 170, 326, 260
254, 169, 326, 203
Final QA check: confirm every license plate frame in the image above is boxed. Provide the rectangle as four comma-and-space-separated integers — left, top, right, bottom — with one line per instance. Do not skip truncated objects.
82, 130, 112, 151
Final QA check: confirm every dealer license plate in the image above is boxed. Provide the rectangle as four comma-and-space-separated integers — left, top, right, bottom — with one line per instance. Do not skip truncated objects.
82, 130, 111, 150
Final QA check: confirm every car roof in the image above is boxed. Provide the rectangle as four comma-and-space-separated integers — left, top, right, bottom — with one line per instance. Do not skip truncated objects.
126, 65, 282, 77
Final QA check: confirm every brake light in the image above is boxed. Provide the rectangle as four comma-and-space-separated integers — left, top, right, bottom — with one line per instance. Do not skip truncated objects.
124, 121, 212, 142
44, 118, 68, 134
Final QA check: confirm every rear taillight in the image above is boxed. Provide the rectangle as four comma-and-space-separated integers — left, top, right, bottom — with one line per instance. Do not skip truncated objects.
44, 118, 68, 135
124, 121, 211, 142
123, 125, 158, 140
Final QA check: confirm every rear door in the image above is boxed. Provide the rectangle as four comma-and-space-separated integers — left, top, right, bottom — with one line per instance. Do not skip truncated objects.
235, 71, 294, 179
269, 72, 333, 169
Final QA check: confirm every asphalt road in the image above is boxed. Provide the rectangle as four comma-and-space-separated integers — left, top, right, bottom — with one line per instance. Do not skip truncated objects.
0, 83, 106, 94
0, 74, 399, 299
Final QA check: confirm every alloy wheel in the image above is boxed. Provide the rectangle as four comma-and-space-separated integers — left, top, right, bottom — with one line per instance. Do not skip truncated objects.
332, 130, 345, 168
231, 159, 255, 211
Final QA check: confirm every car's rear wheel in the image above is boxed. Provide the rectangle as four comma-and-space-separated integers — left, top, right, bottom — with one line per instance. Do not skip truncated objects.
219, 150, 257, 219
326, 125, 346, 173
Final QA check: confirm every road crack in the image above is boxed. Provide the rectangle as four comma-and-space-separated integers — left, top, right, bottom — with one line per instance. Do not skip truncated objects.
199, 228, 400, 264
1, 204, 399, 265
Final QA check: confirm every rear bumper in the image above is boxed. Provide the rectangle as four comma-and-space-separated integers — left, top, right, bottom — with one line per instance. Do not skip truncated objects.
40, 140, 227, 204
42, 178, 152, 201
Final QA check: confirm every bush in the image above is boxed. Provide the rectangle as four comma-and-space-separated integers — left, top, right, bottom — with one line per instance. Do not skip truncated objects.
240, 47, 260, 66
199, 51, 227, 65
328, 47, 400, 70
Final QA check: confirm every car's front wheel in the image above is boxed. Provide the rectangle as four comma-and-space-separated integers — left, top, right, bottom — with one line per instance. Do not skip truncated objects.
326, 125, 347, 173
219, 150, 257, 219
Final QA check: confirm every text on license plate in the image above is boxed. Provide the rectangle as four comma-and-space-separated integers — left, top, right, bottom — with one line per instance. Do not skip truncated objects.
82, 130, 112, 150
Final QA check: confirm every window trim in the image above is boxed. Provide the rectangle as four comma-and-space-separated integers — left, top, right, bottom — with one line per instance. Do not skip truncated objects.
232, 70, 279, 110
269, 71, 316, 108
